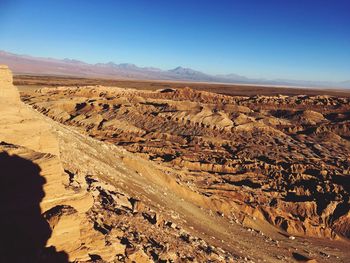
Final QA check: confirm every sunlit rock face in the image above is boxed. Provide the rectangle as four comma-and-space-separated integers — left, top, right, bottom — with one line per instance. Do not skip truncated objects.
1, 65, 349, 262
25, 84, 350, 241
0, 65, 20, 103
0, 66, 114, 262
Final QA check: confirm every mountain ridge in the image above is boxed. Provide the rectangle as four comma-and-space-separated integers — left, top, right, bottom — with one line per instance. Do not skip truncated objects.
0, 50, 349, 88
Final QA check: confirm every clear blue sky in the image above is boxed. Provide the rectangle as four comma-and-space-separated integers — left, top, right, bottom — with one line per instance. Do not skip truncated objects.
0, 0, 349, 81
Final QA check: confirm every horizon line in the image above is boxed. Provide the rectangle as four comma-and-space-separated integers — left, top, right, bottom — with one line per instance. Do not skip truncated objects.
0, 49, 349, 86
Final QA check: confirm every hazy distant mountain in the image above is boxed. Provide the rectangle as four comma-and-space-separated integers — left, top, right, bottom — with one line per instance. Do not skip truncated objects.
169, 66, 206, 76
216, 73, 248, 81
0, 50, 349, 88
340, 80, 350, 87
167, 66, 216, 81
62, 58, 87, 65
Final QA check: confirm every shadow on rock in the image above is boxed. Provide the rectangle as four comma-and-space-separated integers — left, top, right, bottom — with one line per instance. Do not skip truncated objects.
0, 152, 68, 262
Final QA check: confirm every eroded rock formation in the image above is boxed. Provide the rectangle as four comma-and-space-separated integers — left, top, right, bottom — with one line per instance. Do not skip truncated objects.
0, 66, 244, 262
2, 65, 350, 262
24, 85, 350, 242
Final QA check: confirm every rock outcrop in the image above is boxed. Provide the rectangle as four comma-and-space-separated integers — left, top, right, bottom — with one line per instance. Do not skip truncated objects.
0, 66, 119, 261
0, 67, 246, 262
2, 66, 350, 262
0, 65, 20, 103
24, 85, 350, 242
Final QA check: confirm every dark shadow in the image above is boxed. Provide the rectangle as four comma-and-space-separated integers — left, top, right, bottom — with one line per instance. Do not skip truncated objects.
292, 252, 311, 261
0, 152, 69, 262
223, 178, 261, 189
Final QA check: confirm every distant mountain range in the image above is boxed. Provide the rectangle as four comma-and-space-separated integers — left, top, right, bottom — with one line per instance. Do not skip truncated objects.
0, 50, 349, 89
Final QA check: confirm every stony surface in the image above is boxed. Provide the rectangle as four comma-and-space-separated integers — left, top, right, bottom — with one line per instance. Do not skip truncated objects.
0, 66, 243, 262
1, 65, 349, 262
24, 85, 350, 240
0, 66, 116, 262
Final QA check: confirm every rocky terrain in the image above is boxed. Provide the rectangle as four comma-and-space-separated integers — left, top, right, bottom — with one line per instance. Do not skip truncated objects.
1, 65, 350, 262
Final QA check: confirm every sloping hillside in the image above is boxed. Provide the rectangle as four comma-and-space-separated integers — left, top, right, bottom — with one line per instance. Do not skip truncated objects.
1, 65, 350, 262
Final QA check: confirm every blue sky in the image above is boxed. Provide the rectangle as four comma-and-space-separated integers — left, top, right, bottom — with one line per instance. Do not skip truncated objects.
0, 0, 349, 81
